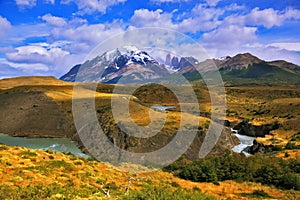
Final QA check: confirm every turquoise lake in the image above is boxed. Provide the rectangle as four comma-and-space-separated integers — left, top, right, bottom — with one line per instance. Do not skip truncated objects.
0, 133, 89, 158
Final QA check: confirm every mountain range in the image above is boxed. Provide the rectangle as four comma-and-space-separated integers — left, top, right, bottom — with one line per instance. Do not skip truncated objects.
61, 46, 300, 86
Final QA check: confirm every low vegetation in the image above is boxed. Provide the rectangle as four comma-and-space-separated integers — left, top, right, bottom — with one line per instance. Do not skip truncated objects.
1, 144, 298, 199
164, 153, 300, 191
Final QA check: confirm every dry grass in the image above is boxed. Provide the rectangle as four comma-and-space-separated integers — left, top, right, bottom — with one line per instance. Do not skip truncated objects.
0, 76, 72, 90
0, 143, 298, 200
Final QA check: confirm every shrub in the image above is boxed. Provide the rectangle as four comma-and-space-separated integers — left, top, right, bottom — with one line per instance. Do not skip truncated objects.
122, 185, 216, 200
103, 182, 119, 190
285, 142, 299, 150
18, 151, 37, 158
0, 145, 8, 150
171, 181, 180, 188
165, 155, 300, 191
45, 160, 74, 172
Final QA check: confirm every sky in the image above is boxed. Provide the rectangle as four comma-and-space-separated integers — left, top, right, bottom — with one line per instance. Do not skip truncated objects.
0, 0, 300, 79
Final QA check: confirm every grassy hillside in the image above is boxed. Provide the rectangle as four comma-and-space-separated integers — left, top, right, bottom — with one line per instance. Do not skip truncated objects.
220, 63, 300, 86
0, 143, 298, 200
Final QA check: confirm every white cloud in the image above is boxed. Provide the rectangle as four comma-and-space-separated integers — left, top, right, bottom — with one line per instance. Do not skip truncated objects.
243, 45, 300, 65
267, 42, 300, 52
1, 58, 49, 72
61, 0, 127, 14
246, 8, 284, 28
15, 0, 37, 8
0, 16, 11, 38
41, 14, 67, 27
224, 7, 300, 28
205, 0, 221, 7
201, 25, 257, 51
51, 20, 125, 47
44, 0, 55, 4
3, 43, 87, 76
150, 0, 190, 3
6, 45, 70, 65
1, 16, 127, 77
192, 4, 224, 20
130, 9, 175, 28
0, 46, 17, 54
130, 8, 221, 33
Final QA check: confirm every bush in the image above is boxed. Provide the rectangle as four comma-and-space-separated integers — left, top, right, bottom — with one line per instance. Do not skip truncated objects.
252, 189, 271, 197
165, 155, 300, 191
285, 142, 299, 150
18, 151, 37, 158
45, 160, 74, 171
122, 185, 216, 200
240, 189, 272, 198
171, 181, 180, 188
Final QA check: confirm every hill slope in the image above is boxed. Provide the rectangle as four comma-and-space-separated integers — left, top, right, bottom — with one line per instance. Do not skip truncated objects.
0, 143, 297, 200
0, 76, 238, 161
181, 53, 300, 86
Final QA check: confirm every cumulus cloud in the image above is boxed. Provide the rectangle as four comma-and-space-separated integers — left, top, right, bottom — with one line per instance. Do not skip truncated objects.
6, 45, 70, 64
224, 7, 300, 28
44, 0, 55, 4
61, 0, 127, 14
15, 0, 37, 8
200, 25, 257, 53
1, 57, 49, 72
40, 14, 67, 27
130, 9, 175, 28
205, 0, 221, 7
51, 20, 125, 47
150, 0, 190, 3
0, 16, 12, 38
130, 8, 222, 33
3, 44, 81, 76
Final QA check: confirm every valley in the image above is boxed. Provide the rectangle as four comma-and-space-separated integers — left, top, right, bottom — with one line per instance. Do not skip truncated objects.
0, 74, 300, 199
0, 51, 300, 199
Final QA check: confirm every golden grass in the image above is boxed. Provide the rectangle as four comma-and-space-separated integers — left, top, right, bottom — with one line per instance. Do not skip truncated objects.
0, 143, 298, 200
0, 76, 72, 90
1, 76, 299, 158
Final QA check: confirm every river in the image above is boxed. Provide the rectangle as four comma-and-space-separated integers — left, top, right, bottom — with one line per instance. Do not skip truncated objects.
151, 105, 176, 111
231, 130, 255, 156
0, 133, 89, 158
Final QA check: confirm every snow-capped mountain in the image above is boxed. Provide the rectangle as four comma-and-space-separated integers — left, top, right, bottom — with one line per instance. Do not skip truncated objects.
60, 46, 169, 83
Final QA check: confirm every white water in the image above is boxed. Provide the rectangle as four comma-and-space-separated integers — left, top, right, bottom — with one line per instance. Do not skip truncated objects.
151, 105, 175, 111
231, 131, 255, 157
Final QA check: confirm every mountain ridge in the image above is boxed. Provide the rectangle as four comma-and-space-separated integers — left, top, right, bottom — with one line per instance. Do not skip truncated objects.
60, 47, 300, 86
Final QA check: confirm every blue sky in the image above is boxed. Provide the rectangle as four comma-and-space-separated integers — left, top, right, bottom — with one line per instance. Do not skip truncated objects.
0, 0, 299, 78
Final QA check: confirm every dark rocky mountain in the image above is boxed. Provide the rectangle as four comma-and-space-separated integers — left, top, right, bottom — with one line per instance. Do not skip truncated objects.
164, 54, 198, 71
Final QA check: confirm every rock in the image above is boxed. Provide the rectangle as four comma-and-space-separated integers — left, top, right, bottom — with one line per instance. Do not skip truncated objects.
248, 139, 276, 154
233, 120, 279, 137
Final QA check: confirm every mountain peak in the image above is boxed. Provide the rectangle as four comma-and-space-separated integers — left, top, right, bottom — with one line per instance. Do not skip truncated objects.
219, 52, 263, 70
60, 46, 168, 83
234, 52, 261, 60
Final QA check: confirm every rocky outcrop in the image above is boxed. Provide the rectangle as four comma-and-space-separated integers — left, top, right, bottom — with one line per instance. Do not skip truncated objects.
248, 139, 277, 154
234, 121, 279, 137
